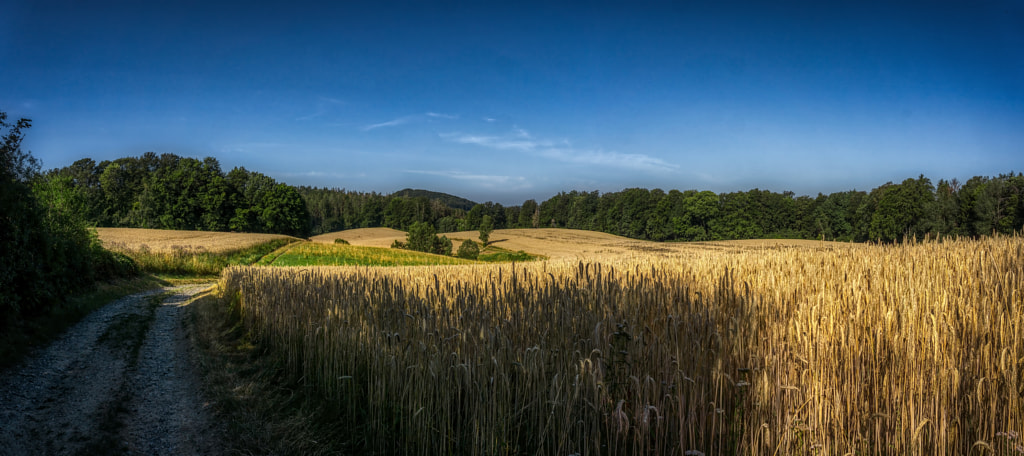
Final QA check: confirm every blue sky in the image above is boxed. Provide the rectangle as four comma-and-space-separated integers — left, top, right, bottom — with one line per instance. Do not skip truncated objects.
2, 1, 1022, 204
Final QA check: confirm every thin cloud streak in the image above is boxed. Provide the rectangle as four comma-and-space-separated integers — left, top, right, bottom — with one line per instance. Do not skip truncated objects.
405, 169, 532, 190
444, 134, 557, 151
219, 142, 293, 154
362, 116, 414, 131
282, 170, 367, 179
295, 96, 346, 121
541, 148, 678, 172
441, 130, 678, 173
363, 112, 458, 131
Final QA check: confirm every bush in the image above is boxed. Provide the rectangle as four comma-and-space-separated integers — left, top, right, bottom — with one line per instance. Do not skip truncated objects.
401, 222, 452, 256
406, 222, 436, 253
434, 235, 452, 256
334, 238, 350, 245
478, 250, 537, 263
90, 244, 140, 280
479, 215, 493, 246
1, 110, 138, 327
457, 239, 479, 260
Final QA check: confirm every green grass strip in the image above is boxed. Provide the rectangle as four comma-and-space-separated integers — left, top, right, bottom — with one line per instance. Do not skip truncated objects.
269, 242, 479, 267
120, 238, 299, 275
476, 244, 545, 263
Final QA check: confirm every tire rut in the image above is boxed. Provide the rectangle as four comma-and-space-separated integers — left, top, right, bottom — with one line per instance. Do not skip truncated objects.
0, 285, 224, 456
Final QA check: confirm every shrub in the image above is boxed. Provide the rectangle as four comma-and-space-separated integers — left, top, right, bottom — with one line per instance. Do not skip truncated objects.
478, 215, 493, 246
433, 235, 452, 256
1, 111, 137, 327
456, 239, 479, 260
400, 222, 452, 256
91, 245, 140, 280
477, 249, 535, 262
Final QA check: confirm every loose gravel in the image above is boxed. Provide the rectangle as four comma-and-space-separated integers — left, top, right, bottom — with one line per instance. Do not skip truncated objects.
0, 285, 224, 456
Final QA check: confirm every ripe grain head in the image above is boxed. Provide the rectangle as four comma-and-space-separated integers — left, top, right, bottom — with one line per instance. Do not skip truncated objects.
218, 234, 1024, 455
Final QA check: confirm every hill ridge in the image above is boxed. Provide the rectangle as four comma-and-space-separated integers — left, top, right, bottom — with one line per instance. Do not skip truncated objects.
392, 188, 477, 211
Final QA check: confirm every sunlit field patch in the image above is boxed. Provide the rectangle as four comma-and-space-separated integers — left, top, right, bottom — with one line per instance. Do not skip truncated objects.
220, 235, 1024, 455
315, 227, 854, 261
266, 242, 478, 267
98, 228, 300, 275
97, 228, 297, 253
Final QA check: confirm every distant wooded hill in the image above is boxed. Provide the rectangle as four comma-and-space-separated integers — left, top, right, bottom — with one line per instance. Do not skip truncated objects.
49, 153, 1023, 243
392, 188, 476, 211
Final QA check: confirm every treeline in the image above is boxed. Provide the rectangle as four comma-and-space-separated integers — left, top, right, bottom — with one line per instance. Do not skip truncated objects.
532, 174, 1024, 242
50, 153, 1022, 243
300, 187, 509, 235
302, 174, 1023, 243
1, 111, 136, 329
50, 153, 309, 237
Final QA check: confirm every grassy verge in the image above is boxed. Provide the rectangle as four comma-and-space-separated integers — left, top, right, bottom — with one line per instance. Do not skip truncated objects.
187, 288, 351, 455
253, 240, 303, 266
149, 274, 220, 285
111, 238, 298, 275
267, 242, 479, 266
478, 245, 545, 262
0, 275, 168, 370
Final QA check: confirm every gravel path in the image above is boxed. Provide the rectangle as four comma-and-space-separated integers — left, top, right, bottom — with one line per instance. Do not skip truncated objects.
0, 285, 224, 456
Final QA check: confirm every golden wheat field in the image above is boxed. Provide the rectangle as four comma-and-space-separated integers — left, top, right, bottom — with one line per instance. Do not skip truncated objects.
310, 227, 409, 248
96, 227, 298, 253
314, 227, 856, 260
219, 234, 1024, 455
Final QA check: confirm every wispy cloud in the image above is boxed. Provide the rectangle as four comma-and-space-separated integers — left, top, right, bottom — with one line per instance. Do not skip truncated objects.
539, 148, 678, 172
282, 170, 367, 179
441, 129, 677, 173
295, 96, 345, 121
442, 133, 558, 151
219, 142, 293, 154
405, 170, 532, 190
362, 116, 415, 131
426, 112, 458, 119
362, 111, 459, 131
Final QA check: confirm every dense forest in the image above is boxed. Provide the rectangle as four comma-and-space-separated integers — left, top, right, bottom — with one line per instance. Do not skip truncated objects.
49, 152, 1023, 243
49, 153, 309, 237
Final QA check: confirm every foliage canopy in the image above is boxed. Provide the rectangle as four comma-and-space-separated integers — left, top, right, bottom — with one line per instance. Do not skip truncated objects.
1, 110, 136, 328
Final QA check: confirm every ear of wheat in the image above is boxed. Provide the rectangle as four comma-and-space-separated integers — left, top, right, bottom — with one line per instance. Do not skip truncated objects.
219, 235, 1024, 455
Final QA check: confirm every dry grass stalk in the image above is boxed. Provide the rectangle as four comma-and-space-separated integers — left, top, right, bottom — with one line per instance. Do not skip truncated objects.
219, 235, 1024, 455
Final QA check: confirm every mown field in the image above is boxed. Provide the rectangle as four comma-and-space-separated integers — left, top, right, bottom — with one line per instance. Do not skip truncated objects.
218, 233, 1024, 455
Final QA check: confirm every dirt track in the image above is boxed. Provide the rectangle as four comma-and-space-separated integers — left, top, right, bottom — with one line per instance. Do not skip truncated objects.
0, 285, 223, 456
